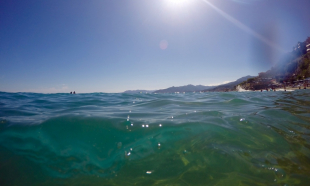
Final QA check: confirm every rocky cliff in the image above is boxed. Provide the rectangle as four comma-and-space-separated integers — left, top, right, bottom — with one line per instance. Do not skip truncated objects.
238, 37, 310, 90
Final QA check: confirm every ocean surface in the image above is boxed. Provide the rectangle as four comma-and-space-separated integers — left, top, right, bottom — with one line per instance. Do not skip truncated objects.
0, 91, 310, 186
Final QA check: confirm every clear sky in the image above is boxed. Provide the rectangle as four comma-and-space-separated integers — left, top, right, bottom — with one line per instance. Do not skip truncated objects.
1, 0, 310, 93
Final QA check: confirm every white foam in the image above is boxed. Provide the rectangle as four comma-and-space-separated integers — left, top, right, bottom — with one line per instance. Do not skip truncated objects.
236, 85, 250, 92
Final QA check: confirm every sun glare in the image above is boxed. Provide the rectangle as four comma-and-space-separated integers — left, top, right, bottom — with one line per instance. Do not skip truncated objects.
166, 0, 190, 7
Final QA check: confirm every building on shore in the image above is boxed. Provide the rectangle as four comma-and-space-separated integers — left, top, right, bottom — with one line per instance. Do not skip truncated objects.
306, 37, 310, 58
293, 37, 310, 56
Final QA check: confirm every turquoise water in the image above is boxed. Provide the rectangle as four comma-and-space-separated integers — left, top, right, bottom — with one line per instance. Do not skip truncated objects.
0, 91, 310, 185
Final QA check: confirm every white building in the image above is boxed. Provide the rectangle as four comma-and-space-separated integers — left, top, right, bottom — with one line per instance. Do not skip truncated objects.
307, 44, 310, 53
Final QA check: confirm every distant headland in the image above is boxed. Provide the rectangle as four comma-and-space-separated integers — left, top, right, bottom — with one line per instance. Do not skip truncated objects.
122, 76, 254, 94
124, 37, 310, 93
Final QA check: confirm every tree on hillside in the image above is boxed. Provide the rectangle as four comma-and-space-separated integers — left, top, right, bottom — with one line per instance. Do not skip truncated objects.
247, 78, 256, 83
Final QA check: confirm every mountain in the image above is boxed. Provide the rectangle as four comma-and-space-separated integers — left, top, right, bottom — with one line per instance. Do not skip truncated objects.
123, 90, 156, 94
202, 75, 255, 92
123, 36, 310, 94
153, 84, 215, 93
238, 37, 310, 90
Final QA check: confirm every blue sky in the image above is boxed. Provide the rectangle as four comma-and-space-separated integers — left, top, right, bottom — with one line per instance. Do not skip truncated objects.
1, 0, 310, 93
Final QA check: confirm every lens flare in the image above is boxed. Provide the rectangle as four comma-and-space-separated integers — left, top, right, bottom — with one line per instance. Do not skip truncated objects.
202, 0, 285, 52
160, 40, 168, 50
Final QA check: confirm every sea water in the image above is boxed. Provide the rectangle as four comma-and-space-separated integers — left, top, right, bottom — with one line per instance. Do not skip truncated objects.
0, 91, 310, 185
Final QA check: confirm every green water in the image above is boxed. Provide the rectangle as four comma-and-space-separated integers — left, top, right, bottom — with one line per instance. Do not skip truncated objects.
0, 91, 310, 185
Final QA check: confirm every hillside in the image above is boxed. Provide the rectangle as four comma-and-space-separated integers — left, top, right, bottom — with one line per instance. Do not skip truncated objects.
153, 84, 215, 93
238, 37, 310, 90
202, 75, 255, 92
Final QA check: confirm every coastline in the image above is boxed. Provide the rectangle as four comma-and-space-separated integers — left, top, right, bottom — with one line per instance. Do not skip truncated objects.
254, 87, 308, 92
236, 84, 309, 92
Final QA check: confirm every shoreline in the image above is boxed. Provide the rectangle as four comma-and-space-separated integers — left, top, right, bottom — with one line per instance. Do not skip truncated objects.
237, 86, 309, 92
254, 87, 308, 92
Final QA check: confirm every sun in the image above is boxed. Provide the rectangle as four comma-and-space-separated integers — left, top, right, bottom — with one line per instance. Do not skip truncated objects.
166, 0, 190, 7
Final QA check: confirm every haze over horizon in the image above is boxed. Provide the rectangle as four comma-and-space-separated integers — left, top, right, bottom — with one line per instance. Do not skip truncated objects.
1, 0, 310, 93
